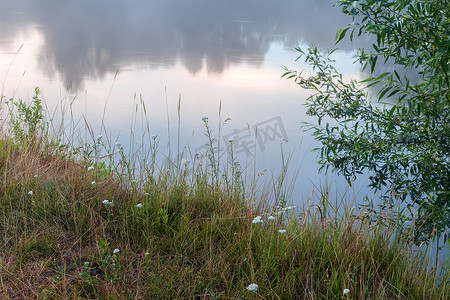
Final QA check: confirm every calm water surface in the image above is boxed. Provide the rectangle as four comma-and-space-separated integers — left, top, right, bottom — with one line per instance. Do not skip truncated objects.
1, 0, 371, 205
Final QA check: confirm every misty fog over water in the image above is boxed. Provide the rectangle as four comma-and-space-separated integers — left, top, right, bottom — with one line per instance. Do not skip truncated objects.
0, 0, 371, 205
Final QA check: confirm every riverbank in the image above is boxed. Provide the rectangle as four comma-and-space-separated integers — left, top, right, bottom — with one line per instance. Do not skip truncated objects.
0, 94, 448, 299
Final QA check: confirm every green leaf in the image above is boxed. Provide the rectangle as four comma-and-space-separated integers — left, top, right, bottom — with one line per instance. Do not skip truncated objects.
335, 27, 350, 44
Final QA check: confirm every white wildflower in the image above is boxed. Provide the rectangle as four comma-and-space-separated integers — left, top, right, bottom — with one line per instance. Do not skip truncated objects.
252, 216, 263, 224
88, 166, 94, 171
91, 181, 96, 185
278, 229, 286, 234
202, 116, 208, 121
28, 191, 33, 195
228, 138, 233, 143
113, 248, 120, 254
246, 283, 258, 292
343, 289, 350, 295
136, 203, 143, 208
151, 134, 157, 140
34, 174, 38, 178
102, 199, 114, 206
268, 216, 275, 221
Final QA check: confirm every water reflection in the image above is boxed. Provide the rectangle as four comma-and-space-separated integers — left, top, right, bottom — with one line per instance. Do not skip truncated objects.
0, 0, 354, 90
0, 0, 367, 208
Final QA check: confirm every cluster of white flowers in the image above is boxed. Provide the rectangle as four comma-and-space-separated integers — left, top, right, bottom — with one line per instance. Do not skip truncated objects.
202, 116, 208, 121
28, 191, 33, 195
88, 166, 94, 171
136, 203, 143, 208
102, 199, 114, 206
91, 181, 96, 185
343, 289, 350, 295
252, 216, 263, 224
247, 283, 258, 292
113, 248, 120, 254
250, 212, 288, 234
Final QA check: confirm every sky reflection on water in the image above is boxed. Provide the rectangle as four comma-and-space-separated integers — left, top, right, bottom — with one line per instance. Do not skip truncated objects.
0, 0, 360, 89
0, 0, 370, 206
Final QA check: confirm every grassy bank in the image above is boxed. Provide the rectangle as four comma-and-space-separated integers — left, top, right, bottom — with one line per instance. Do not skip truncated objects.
0, 92, 449, 299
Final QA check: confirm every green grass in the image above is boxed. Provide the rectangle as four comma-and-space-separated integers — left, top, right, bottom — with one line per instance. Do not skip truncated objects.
0, 90, 448, 299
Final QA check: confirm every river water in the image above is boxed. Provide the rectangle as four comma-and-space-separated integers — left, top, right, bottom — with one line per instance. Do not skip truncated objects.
0, 0, 378, 205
